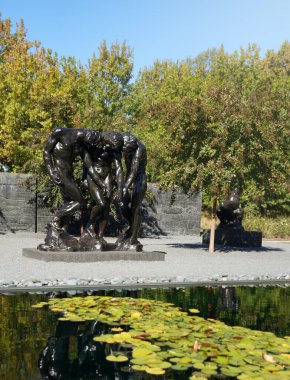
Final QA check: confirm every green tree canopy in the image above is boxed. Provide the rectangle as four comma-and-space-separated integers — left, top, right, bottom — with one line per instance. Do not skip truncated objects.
0, 17, 90, 171
0, 17, 134, 175
87, 40, 133, 131
129, 44, 290, 213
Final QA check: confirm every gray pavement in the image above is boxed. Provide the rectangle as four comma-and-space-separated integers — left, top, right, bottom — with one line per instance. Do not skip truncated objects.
0, 232, 290, 290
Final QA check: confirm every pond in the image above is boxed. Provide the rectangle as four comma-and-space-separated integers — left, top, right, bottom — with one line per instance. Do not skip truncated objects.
0, 285, 289, 379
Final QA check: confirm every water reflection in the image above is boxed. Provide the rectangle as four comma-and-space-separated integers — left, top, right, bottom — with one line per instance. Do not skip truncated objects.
38, 315, 191, 379
39, 320, 121, 379
139, 286, 290, 336
0, 286, 289, 379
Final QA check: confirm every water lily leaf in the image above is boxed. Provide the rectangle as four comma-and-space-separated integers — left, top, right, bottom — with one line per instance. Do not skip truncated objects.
201, 368, 217, 375
106, 355, 128, 362
189, 309, 200, 314
204, 362, 217, 370
132, 365, 149, 371
265, 371, 290, 379
146, 360, 171, 369
130, 312, 142, 319
280, 353, 290, 360
145, 367, 165, 375
168, 349, 187, 357
131, 357, 154, 365
263, 364, 284, 372
111, 327, 123, 332
221, 366, 242, 377
193, 362, 205, 370
237, 375, 253, 380
113, 332, 132, 342
275, 354, 290, 365
58, 317, 70, 321
93, 334, 115, 344
171, 363, 192, 371
50, 307, 64, 312
228, 357, 245, 367
137, 343, 161, 352
32, 302, 48, 308
132, 347, 155, 357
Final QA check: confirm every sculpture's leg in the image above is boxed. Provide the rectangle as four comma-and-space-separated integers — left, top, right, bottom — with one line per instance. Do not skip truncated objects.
121, 196, 133, 238
51, 201, 83, 229
39, 179, 85, 251
129, 210, 141, 244
122, 175, 146, 250
115, 192, 132, 248
129, 196, 142, 245
130, 174, 146, 244
80, 176, 111, 250
51, 179, 86, 229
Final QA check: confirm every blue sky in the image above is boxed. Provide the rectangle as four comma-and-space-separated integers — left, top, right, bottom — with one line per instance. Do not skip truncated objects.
1, 0, 289, 77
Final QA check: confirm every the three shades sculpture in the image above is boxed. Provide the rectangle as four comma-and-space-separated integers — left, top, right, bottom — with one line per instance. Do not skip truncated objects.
38, 128, 147, 252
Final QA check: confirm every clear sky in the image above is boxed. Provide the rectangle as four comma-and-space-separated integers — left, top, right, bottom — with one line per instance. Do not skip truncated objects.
1, 0, 290, 77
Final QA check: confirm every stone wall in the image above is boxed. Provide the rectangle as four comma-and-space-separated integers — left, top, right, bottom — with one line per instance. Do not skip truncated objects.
0, 173, 50, 232
141, 184, 201, 236
0, 173, 201, 235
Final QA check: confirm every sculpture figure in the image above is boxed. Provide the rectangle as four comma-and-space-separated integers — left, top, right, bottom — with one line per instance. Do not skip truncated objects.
37, 128, 148, 252
216, 188, 243, 229
80, 132, 124, 250
116, 132, 147, 250
203, 188, 262, 247
39, 127, 101, 250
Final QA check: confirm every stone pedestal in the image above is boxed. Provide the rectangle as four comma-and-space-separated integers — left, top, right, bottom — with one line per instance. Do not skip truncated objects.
202, 229, 262, 248
22, 248, 165, 262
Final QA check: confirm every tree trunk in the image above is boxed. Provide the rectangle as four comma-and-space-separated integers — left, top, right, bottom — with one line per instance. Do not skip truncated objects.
209, 191, 218, 253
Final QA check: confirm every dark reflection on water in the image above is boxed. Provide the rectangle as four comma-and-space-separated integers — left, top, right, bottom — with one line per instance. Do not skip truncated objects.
0, 286, 289, 379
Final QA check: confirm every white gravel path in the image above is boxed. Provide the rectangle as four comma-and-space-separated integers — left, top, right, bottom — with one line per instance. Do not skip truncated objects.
0, 232, 289, 288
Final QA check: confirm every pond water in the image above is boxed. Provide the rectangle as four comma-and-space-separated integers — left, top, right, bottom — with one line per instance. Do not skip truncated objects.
0, 285, 289, 379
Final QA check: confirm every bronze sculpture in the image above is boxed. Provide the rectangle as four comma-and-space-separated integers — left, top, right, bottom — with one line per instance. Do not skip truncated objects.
116, 133, 147, 250
203, 188, 262, 247
80, 132, 124, 250
216, 188, 243, 229
38, 128, 146, 252
38, 127, 102, 251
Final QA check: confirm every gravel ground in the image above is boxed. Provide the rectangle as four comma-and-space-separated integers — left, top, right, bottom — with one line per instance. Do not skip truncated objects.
0, 232, 289, 289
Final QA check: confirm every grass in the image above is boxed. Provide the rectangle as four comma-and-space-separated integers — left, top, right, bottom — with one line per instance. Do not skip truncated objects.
200, 212, 290, 240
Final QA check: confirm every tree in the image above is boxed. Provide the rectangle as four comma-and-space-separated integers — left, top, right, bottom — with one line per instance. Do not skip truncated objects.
87, 40, 133, 131
0, 17, 91, 172
129, 44, 290, 250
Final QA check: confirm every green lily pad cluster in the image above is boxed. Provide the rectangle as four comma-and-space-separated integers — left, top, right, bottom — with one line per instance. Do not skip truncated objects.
33, 296, 290, 379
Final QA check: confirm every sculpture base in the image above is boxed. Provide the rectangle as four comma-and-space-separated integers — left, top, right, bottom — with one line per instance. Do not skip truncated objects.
202, 229, 262, 248
22, 248, 165, 262
39, 227, 144, 252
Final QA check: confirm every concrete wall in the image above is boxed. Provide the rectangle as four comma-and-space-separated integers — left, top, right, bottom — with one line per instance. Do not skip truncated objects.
0, 173, 201, 235
142, 184, 201, 236
0, 173, 50, 232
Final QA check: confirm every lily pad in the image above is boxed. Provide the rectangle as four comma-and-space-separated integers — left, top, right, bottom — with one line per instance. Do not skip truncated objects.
189, 309, 200, 314
106, 355, 129, 362
171, 363, 192, 371
145, 367, 165, 375
132, 364, 149, 371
